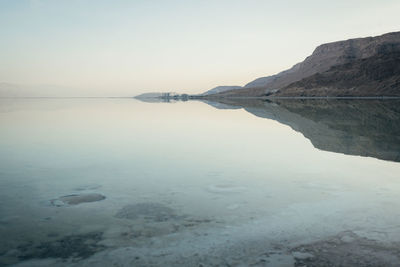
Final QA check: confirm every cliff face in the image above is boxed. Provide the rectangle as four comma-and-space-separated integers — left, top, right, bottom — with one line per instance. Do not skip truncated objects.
207, 31, 400, 98
274, 42, 400, 97
266, 31, 400, 93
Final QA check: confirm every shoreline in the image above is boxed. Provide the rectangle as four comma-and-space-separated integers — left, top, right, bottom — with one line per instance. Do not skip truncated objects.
194, 95, 400, 100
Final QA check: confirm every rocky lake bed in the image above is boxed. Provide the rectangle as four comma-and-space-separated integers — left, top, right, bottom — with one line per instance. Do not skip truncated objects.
2, 189, 400, 267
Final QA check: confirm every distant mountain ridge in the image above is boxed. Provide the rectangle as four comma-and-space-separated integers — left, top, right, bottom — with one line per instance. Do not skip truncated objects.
204, 31, 400, 98
135, 92, 164, 98
201, 86, 242, 95
0, 83, 80, 97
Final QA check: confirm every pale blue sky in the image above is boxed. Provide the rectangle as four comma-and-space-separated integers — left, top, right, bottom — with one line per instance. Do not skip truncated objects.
1, 0, 399, 96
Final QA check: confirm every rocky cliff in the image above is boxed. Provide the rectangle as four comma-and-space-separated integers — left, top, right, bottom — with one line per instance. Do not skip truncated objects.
205, 31, 400, 98
274, 43, 400, 97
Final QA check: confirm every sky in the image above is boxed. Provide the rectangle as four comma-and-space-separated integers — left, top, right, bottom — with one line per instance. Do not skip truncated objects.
0, 0, 400, 96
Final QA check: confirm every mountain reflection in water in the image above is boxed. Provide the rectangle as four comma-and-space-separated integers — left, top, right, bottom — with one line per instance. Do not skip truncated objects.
203, 99, 400, 162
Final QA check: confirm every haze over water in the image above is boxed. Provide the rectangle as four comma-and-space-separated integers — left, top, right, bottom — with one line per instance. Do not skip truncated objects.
1, 98, 400, 266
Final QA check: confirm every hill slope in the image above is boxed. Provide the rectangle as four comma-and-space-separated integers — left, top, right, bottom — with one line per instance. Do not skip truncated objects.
206, 31, 400, 98
274, 45, 400, 97
201, 86, 242, 95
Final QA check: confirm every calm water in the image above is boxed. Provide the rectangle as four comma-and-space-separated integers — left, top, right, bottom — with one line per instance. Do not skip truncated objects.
1, 98, 400, 266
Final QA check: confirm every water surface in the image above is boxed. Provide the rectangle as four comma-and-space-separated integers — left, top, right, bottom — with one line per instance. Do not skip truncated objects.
1, 98, 400, 266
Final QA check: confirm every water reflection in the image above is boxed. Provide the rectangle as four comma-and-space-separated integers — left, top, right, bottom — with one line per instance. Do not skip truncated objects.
1, 98, 400, 266
202, 98, 400, 162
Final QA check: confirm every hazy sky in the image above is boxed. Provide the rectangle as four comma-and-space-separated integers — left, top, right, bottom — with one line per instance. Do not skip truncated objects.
1, 0, 399, 96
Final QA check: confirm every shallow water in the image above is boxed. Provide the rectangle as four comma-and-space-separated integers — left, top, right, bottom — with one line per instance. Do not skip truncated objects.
1, 98, 400, 266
